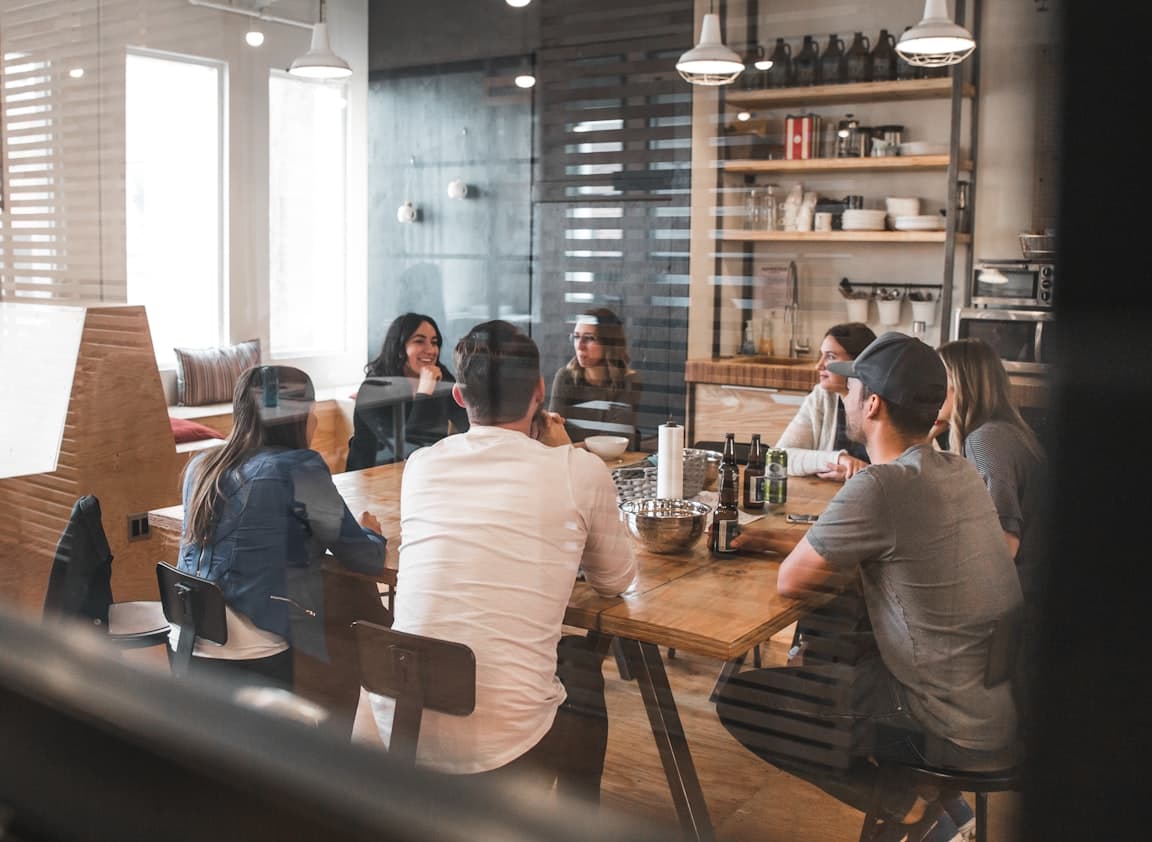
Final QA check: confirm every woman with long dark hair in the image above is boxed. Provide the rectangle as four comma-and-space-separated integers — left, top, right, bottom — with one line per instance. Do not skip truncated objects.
775, 322, 876, 479
548, 307, 641, 443
178, 365, 386, 689
345, 313, 470, 470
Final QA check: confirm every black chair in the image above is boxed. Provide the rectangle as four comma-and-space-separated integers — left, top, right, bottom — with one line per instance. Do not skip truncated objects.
42, 495, 169, 649
156, 561, 228, 678
857, 606, 1025, 842
352, 619, 475, 765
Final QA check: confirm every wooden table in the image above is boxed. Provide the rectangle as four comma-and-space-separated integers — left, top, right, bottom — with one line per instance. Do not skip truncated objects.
149, 455, 839, 840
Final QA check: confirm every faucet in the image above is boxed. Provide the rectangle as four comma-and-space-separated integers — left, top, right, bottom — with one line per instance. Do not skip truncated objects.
784, 260, 810, 357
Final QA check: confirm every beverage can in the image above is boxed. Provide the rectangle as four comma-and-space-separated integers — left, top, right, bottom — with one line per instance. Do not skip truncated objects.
766, 448, 788, 504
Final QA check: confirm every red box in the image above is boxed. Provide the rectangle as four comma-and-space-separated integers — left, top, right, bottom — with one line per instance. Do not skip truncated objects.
785, 114, 820, 160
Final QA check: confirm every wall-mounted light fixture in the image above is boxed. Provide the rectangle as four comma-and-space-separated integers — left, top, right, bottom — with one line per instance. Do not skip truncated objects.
245, 23, 265, 47
896, 0, 976, 67
676, 3, 744, 87
289, 0, 352, 79
447, 179, 470, 200
397, 201, 418, 223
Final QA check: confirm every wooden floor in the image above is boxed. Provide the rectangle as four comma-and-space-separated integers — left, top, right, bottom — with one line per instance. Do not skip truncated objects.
121, 628, 1020, 841
595, 631, 1022, 841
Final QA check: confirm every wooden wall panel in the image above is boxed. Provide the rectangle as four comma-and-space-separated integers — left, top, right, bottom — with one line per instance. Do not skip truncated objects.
0, 305, 182, 611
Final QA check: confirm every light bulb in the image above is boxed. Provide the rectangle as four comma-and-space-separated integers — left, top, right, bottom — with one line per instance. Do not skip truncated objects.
514, 74, 536, 89
505, 0, 532, 7
736, 111, 751, 122
246, 29, 265, 47
68, 67, 85, 79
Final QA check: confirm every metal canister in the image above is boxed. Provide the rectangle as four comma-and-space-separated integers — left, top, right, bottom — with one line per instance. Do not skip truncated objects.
766, 448, 788, 504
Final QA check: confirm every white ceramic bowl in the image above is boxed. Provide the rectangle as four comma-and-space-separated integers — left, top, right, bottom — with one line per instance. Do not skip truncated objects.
585, 435, 630, 460
885, 197, 921, 217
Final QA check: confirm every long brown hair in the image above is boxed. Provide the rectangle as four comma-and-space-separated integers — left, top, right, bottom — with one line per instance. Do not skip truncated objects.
183, 365, 315, 546
938, 339, 1042, 459
565, 307, 632, 387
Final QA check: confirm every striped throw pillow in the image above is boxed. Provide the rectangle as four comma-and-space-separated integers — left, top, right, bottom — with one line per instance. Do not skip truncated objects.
173, 339, 261, 406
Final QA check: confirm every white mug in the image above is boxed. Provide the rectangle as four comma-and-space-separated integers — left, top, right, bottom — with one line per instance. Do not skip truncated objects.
814, 212, 833, 232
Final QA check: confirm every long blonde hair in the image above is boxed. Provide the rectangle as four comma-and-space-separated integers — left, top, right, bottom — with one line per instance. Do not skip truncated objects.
938, 339, 1042, 459
183, 365, 314, 546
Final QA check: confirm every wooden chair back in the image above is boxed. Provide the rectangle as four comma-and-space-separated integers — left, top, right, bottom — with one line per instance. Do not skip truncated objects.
352, 620, 476, 765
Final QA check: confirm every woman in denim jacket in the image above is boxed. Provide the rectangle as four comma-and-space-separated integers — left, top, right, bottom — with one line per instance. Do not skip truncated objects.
176, 365, 386, 689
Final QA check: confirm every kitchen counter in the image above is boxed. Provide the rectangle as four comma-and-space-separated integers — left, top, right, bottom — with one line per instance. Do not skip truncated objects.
685, 356, 818, 392
685, 356, 1051, 410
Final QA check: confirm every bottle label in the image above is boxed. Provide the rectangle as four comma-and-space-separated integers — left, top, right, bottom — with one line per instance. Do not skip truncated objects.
750, 476, 765, 503
766, 460, 788, 504
716, 519, 739, 553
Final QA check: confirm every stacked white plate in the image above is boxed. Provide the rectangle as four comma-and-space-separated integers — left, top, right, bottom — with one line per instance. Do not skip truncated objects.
892, 214, 945, 231
898, 141, 949, 156
841, 209, 888, 231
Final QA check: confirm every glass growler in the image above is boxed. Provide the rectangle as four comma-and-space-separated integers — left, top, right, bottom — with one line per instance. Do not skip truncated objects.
743, 433, 765, 511
710, 433, 740, 554
844, 32, 873, 83
819, 33, 846, 86
765, 38, 793, 88
870, 29, 899, 82
792, 35, 820, 86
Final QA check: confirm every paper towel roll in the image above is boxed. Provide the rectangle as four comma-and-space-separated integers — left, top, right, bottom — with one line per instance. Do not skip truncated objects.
656, 423, 684, 499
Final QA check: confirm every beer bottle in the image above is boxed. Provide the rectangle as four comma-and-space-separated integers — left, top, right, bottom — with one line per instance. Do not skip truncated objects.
743, 433, 765, 511
710, 433, 740, 554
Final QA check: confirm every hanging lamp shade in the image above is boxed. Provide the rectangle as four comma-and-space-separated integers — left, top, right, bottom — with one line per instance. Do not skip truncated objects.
676, 13, 744, 86
289, 1, 351, 79
895, 0, 976, 67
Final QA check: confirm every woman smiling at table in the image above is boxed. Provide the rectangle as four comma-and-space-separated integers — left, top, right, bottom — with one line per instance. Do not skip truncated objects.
345, 313, 470, 470
775, 322, 875, 481
548, 307, 641, 443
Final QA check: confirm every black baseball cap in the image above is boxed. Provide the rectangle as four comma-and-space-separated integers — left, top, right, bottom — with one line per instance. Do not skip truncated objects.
825, 331, 946, 414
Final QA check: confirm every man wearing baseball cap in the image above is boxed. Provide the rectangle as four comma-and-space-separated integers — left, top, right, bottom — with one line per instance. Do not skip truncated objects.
717, 333, 1023, 842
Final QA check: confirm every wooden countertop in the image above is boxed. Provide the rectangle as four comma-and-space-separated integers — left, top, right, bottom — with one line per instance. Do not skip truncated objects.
685, 356, 819, 391
687, 356, 1051, 409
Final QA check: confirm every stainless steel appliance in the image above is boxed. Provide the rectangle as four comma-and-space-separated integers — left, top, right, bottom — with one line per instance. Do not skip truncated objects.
971, 259, 1055, 309
953, 308, 1057, 374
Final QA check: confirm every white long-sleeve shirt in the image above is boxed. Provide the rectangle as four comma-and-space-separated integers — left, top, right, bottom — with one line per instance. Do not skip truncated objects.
365, 425, 637, 773
774, 384, 849, 476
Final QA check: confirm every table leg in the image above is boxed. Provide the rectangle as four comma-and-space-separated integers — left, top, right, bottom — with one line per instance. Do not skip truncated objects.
617, 637, 715, 842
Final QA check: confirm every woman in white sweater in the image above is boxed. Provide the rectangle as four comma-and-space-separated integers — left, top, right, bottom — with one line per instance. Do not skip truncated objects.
775, 322, 875, 479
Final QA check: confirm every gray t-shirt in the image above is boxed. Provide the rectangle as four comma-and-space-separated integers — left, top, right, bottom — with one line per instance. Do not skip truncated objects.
964, 420, 1048, 599
806, 444, 1023, 752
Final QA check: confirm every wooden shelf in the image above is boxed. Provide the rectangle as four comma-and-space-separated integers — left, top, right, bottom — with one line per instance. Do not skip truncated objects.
719, 230, 970, 244
721, 155, 971, 174
725, 78, 973, 109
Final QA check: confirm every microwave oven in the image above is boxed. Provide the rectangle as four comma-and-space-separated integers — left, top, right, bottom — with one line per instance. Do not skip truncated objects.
971, 260, 1055, 309
954, 308, 1057, 374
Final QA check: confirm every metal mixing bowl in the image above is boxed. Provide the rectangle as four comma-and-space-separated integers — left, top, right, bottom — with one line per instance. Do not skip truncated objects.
619, 498, 712, 554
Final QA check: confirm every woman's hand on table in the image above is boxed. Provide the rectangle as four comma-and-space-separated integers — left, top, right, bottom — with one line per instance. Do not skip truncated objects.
359, 511, 383, 534
817, 452, 868, 482
415, 364, 442, 395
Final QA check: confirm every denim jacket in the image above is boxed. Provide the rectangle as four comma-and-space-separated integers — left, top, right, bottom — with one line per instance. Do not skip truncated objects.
179, 448, 386, 657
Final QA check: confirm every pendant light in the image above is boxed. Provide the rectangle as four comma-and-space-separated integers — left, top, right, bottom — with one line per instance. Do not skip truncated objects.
676, 4, 744, 87
289, 0, 352, 79
895, 0, 976, 67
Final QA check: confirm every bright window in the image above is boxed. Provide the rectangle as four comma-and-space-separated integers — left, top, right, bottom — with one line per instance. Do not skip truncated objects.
268, 72, 348, 356
125, 51, 225, 363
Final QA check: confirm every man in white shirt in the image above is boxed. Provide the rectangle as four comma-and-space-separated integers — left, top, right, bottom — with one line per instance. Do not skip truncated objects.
357, 320, 637, 804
